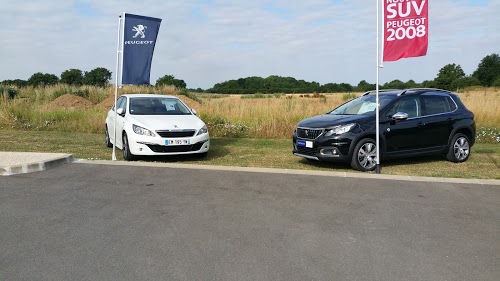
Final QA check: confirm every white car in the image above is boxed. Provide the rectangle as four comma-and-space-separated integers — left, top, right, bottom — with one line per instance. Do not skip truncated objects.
105, 94, 210, 160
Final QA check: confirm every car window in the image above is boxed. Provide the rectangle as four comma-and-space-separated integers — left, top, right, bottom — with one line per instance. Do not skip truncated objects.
114, 96, 125, 111
385, 96, 421, 118
119, 98, 127, 112
330, 94, 396, 115
130, 97, 191, 115
422, 95, 455, 115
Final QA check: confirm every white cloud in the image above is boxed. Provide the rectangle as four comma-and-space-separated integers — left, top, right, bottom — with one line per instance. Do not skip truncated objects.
0, 0, 497, 89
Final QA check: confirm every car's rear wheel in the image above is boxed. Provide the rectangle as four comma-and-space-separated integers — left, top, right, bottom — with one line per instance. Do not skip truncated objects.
122, 132, 136, 161
446, 133, 470, 162
351, 138, 377, 172
105, 126, 112, 148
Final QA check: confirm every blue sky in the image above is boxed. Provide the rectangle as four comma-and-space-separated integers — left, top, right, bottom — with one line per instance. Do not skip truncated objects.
0, 0, 498, 89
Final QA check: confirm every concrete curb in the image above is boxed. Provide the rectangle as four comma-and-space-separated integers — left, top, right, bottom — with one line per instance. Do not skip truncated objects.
75, 159, 500, 186
1, 154, 74, 176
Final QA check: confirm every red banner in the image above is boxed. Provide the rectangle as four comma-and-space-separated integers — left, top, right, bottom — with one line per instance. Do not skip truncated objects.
383, 0, 428, 62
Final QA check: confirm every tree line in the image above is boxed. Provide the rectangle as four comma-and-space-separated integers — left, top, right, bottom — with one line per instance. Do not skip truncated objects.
1, 54, 499, 94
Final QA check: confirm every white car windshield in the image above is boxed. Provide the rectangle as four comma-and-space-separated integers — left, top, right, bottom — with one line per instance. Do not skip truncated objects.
129, 97, 191, 115
329, 94, 396, 115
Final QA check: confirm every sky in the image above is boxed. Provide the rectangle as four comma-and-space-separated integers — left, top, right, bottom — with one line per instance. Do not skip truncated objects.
0, 0, 498, 89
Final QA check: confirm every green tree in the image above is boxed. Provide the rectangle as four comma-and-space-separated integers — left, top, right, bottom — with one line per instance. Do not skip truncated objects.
83, 67, 112, 87
1, 79, 27, 87
434, 63, 465, 90
156, 75, 187, 88
450, 76, 481, 90
61, 69, 84, 86
356, 80, 376, 92
27, 72, 59, 87
472, 53, 500, 87
383, 79, 405, 89
492, 76, 500, 87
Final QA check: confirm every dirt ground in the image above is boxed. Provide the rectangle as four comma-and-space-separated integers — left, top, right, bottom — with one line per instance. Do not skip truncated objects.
47, 94, 94, 109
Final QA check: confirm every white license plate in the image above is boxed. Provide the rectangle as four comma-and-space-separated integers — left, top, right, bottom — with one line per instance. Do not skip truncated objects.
165, 139, 190, 145
297, 140, 313, 148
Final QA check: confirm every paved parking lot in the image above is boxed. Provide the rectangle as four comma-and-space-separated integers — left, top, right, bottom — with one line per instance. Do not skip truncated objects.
0, 162, 498, 280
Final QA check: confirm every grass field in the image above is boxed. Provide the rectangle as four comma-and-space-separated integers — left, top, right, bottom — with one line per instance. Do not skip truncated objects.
0, 85, 499, 179
1, 85, 499, 141
0, 130, 499, 179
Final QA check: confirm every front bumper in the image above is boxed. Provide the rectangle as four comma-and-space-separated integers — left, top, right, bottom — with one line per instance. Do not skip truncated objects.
292, 135, 352, 162
128, 132, 210, 156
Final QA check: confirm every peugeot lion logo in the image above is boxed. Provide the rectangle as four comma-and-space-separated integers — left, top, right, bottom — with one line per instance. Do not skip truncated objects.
305, 130, 309, 137
132, 25, 147, 38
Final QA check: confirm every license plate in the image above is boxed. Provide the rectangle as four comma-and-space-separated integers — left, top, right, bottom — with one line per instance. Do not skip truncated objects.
165, 139, 190, 145
297, 140, 313, 148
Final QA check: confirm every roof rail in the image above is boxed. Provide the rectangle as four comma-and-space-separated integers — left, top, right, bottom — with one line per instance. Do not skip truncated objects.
362, 89, 401, 96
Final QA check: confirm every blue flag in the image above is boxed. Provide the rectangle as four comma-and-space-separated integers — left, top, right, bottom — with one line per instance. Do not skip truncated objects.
122, 13, 162, 85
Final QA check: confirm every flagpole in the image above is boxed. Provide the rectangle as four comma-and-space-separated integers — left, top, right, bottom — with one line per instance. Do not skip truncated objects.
375, 0, 381, 174
112, 13, 123, 161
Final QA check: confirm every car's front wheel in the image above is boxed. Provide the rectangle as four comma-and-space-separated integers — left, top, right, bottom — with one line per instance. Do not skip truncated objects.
105, 125, 112, 148
351, 138, 377, 172
446, 133, 470, 162
122, 132, 136, 161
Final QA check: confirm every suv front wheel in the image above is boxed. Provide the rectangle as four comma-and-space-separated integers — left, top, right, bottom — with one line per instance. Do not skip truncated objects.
446, 133, 470, 162
351, 138, 377, 172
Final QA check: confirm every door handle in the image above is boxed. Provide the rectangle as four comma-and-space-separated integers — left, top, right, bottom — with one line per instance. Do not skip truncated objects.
417, 122, 426, 128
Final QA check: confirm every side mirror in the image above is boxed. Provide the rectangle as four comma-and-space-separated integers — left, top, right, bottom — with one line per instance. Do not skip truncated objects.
116, 108, 125, 116
191, 108, 197, 115
392, 112, 408, 121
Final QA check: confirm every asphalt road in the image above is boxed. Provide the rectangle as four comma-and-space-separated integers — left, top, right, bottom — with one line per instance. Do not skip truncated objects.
0, 163, 498, 281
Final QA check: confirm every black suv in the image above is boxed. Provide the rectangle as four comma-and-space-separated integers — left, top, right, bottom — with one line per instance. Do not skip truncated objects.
292, 88, 476, 171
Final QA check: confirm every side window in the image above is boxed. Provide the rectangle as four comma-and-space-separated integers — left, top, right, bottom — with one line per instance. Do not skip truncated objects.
114, 97, 124, 111
422, 95, 453, 115
119, 98, 127, 112
385, 97, 421, 118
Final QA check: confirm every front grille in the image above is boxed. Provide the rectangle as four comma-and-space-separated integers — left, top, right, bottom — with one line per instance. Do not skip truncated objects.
147, 141, 205, 153
297, 128, 324, 140
156, 130, 196, 138
296, 146, 318, 157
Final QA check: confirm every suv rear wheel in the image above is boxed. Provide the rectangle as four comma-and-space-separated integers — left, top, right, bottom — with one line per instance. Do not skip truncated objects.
351, 138, 377, 172
446, 133, 470, 162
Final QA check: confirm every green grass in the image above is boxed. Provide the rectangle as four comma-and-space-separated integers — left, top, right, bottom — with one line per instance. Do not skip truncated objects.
1, 129, 499, 179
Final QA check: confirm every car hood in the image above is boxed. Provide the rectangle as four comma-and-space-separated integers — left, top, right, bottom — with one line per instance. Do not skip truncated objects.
129, 115, 206, 130
297, 114, 370, 128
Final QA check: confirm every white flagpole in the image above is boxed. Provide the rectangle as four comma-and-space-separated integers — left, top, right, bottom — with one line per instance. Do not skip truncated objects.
375, 0, 381, 174
112, 13, 123, 161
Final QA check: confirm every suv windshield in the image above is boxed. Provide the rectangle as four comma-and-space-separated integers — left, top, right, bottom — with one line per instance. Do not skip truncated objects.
329, 94, 397, 115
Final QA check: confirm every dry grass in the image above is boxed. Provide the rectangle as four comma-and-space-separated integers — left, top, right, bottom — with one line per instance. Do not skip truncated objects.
456, 87, 500, 127
1, 85, 499, 141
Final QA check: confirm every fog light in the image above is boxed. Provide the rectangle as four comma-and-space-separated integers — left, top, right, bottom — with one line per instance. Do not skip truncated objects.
320, 148, 340, 157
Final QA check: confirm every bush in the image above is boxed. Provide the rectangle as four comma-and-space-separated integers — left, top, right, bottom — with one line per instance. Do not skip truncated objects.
1, 85, 18, 99
342, 93, 357, 101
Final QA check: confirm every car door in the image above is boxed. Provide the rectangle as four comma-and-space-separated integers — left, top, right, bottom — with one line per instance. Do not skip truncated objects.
107, 96, 127, 147
420, 93, 457, 149
114, 97, 128, 148
382, 95, 426, 155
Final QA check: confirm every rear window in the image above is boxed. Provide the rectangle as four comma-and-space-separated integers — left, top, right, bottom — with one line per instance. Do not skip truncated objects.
422, 94, 457, 115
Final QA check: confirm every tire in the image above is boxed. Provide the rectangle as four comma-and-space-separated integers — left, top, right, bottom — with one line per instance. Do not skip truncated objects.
105, 126, 112, 148
446, 133, 470, 163
351, 138, 378, 172
122, 132, 136, 161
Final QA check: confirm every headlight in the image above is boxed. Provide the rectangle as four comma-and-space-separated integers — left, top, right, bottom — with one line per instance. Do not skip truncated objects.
324, 123, 355, 137
196, 125, 208, 136
132, 124, 155, 137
